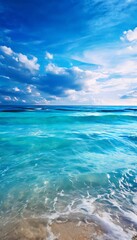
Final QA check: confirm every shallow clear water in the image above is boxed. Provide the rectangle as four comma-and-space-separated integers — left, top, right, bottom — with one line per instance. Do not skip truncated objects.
0, 105, 137, 239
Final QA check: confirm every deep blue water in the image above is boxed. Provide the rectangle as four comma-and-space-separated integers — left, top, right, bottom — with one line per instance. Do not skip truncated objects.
0, 105, 137, 239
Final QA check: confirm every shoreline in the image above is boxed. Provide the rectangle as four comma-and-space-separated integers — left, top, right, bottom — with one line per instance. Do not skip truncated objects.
1, 216, 136, 240
0, 217, 106, 240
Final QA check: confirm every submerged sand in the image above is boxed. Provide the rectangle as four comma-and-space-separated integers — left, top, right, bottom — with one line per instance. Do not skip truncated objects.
0, 218, 105, 240
0, 217, 137, 240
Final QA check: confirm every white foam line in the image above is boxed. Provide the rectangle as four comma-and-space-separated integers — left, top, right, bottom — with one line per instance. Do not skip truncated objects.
90, 213, 134, 240
46, 224, 59, 240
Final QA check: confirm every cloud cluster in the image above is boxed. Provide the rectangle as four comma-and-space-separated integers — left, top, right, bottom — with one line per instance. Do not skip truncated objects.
0, 45, 108, 104
18, 53, 39, 72
121, 27, 137, 42
0, 46, 84, 104
71, 27, 137, 104
1, 39, 137, 105
0, 46, 40, 72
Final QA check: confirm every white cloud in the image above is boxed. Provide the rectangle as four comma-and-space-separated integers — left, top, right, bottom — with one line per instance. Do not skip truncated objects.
73, 27, 137, 78
4, 96, 11, 101
34, 98, 49, 104
13, 97, 18, 101
55, 59, 137, 105
18, 53, 40, 72
13, 87, 20, 92
113, 59, 137, 75
73, 47, 115, 67
0, 75, 10, 79
45, 63, 66, 74
121, 27, 137, 42
1, 40, 137, 105
117, 45, 137, 55
45, 51, 53, 60
0, 46, 13, 55
0, 45, 40, 72
65, 89, 89, 102
73, 42, 137, 78
26, 86, 32, 93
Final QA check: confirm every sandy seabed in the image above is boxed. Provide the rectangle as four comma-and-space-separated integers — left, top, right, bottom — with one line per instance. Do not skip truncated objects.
0, 217, 107, 240
1, 217, 137, 240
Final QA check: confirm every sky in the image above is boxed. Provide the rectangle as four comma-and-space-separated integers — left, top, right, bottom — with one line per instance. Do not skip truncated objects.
0, 0, 137, 105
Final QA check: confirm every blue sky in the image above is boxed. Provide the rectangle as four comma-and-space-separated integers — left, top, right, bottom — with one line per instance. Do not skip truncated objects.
0, 0, 137, 105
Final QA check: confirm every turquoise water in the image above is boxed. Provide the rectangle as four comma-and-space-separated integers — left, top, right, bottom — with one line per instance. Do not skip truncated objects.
0, 106, 137, 239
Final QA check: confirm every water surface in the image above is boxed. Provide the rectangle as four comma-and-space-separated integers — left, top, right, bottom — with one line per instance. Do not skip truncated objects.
0, 105, 137, 239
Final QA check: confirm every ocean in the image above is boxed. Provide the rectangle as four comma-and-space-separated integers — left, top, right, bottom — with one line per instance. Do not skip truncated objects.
0, 105, 137, 240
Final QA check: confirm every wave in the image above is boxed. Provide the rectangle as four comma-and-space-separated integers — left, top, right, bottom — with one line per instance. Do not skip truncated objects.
0, 105, 137, 113
0, 114, 136, 126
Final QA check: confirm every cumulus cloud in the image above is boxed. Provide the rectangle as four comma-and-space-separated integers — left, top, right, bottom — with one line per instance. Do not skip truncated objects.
13, 87, 20, 92
121, 27, 137, 42
45, 51, 53, 60
43, 64, 111, 104
0, 43, 137, 105
0, 46, 13, 55
38, 65, 84, 98
0, 46, 40, 73
45, 63, 66, 74
71, 38, 137, 104
17, 53, 40, 72
0, 48, 84, 103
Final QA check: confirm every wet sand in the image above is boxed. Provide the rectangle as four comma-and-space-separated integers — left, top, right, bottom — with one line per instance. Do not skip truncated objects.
1, 217, 137, 240
0, 218, 104, 240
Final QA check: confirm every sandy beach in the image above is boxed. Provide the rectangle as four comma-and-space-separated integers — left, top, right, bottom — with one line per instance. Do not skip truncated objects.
0, 218, 104, 240
1, 216, 137, 240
